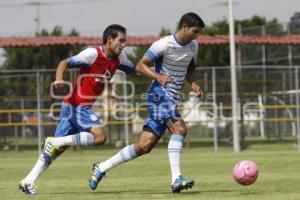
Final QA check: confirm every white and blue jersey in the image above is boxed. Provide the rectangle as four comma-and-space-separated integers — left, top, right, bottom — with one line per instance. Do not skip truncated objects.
144, 35, 198, 137
145, 35, 197, 103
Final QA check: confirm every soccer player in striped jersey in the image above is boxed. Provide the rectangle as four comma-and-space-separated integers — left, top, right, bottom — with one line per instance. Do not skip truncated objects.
18, 24, 135, 195
89, 12, 205, 193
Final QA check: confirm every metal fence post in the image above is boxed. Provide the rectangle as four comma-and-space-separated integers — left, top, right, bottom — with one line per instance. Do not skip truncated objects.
228, 0, 240, 152
295, 66, 300, 150
122, 73, 130, 146
212, 67, 218, 153
36, 71, 42, 154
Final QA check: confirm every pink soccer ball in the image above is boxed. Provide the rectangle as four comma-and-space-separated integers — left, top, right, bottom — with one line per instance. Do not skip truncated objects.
233, 160, 259, 186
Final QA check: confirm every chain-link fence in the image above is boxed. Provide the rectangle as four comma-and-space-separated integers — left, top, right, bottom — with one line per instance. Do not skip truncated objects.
0, 66, 299, 152
238, 22, 300, 66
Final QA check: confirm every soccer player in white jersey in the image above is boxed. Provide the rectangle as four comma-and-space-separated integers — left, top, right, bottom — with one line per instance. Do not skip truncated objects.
89, 12, 205, 193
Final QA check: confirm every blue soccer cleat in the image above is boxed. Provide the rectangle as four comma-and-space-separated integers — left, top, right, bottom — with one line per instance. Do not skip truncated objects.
18, 179, 37, 195
171, 175, 194, 193
89, 162, 106, 190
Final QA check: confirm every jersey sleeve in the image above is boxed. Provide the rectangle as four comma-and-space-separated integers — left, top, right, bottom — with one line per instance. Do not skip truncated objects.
67, 47, 98, 68
117, 52, 136, 74
144, 37, 168, 61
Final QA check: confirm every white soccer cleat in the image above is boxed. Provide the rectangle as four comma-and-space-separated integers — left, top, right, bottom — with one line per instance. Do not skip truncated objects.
18, 179, 37, 195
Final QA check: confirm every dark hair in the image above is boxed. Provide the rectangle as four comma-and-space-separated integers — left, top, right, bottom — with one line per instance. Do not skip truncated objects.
177, 12, 205, 30
102, 24, 126, 45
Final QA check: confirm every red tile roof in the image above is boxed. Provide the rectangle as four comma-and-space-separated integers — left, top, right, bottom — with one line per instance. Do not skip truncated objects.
0, 35, 300, 47
235, 35, 300, 45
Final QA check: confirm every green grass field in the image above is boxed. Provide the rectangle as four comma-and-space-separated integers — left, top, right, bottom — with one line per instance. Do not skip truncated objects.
1, 138, 300, 200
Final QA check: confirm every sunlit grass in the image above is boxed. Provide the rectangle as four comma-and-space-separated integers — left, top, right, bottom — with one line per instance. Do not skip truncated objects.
1, 137, 300, 200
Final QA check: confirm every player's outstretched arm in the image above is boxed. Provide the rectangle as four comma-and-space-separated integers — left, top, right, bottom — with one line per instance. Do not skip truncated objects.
136, 56, 171, 86
54, 59, 69, 89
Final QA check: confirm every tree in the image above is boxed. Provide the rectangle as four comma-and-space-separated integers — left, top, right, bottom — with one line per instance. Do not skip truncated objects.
291, 12, 300, 28
126, 27, 171, 101
3, 26, 82, 70
1, 27, 84, 109
126, 27, 171, 64
197, 19, 230, 67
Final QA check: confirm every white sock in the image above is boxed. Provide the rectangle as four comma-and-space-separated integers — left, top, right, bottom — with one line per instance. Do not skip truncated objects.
51, 132, 94, 147
168, 134, 184, 184
98, 144, 137, 173
24, 153, 48, 183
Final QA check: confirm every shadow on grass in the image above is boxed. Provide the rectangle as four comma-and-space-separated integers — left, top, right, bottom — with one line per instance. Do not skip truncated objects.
43, 189, 263, 196
45, 189, 203, 196
40, 188, 263, 197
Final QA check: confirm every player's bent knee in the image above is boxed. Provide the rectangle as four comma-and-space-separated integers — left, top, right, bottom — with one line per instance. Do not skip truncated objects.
141, 144, 152, 154
135, 143, 153, 155
140, 146, 152, 154
94, 134, 106, 145
173, 126, 187, 136
90, 126, 106, 145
